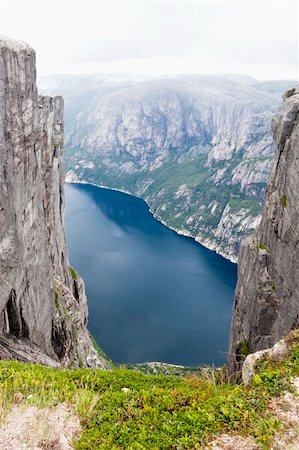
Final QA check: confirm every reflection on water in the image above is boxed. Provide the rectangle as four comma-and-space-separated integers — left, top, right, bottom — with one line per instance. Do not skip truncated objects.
65, 183, 237, 366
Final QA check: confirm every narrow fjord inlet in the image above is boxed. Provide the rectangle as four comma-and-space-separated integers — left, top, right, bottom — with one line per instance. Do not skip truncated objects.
65, 183, 237, 366
1, 5, 298, 446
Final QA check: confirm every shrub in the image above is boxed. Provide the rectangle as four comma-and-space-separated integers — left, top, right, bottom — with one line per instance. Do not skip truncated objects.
68, 266, 78, 280
281, 194, 287, 208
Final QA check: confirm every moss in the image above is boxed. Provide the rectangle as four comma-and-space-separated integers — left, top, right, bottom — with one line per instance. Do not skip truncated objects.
54, 286, 68, 316
257, 242, 270, 253
78, 359, 84, 369
281, 194, 287, 208
284, 328, 299, 344
54, 287, 60, 308
68, 266, 78, 280
239, 339, 250, 357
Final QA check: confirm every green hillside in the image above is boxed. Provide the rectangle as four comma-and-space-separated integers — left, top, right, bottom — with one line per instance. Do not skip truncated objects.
1, 331, 299, 449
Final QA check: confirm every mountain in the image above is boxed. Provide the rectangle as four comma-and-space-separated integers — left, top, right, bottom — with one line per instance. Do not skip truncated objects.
0, 36, 109, 369
228, 87, 299, 375
39, 74, 295, 261
1, 44, 299, 446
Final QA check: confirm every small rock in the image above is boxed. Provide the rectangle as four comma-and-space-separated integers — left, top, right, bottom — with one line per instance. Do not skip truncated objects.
121, 387, 130, 393
13, 392, 23, 404
283, 88, 296, 100
242, 338, 289, 385
291, 377, 299, 393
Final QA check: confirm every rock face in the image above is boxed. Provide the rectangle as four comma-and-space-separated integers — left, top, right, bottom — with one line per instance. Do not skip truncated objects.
40, 74, 295, 261
0, 36, 109, 369
228, 87, 299, 375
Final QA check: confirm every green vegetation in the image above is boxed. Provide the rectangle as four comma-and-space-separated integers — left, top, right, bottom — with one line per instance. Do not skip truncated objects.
257, 242, 270, 253
238, 339, 250, 357
68, 266, 78, 280
64, 146, 268, 257
54, 285, 69, 316
0, 335, 299, 449
124, 362, 202, 376
89, 333, 113, 365
281, 194, 287, 208
54, 286, 60, 308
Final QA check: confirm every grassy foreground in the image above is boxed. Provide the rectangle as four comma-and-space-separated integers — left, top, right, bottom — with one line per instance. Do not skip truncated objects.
0, 338, 298, 449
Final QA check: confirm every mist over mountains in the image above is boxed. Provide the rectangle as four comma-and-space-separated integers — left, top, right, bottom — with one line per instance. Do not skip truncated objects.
39, 74, 295, 261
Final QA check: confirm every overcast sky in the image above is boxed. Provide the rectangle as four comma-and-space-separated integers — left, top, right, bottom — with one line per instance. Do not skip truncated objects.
0, 1, 298, 80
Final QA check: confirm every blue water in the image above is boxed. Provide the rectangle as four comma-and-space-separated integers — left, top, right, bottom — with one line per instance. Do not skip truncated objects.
65, 183, 237, 366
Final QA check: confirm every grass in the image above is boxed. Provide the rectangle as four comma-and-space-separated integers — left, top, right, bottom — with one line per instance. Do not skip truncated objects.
238, 339, 250, 358
257, 242, 270, 253
0, 335, 298, 449
281, 194, 287, 208
68, 266, 78, 280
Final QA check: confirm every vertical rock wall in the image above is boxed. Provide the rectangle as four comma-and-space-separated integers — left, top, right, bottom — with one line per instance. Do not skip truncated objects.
0, 36, 109, 369
228, 88, 299, 376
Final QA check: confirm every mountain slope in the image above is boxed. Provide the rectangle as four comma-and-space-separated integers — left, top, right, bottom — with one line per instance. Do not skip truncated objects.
40, 74, 295, 261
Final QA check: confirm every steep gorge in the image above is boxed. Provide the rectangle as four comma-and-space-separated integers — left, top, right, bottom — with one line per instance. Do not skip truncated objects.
0, 36, 109, 369
2, 34, 298, 378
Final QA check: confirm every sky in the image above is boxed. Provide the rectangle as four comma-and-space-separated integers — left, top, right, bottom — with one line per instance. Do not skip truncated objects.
0, 1, 298, 80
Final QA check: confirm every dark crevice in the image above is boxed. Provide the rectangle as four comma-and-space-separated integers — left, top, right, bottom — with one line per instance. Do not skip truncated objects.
51, 322, 67, 359
20, 306, 29, 338
5, 290, 29, 338
291, 316, 299, 330
73, 280, 80, 302
59, 184, 63, 221
6, 290, 20, 336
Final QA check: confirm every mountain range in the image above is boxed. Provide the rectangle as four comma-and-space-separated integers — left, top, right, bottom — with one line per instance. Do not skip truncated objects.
39, 74, 295, 261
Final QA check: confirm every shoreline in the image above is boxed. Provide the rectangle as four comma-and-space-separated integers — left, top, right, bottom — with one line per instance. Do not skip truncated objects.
65, 178, 237, 265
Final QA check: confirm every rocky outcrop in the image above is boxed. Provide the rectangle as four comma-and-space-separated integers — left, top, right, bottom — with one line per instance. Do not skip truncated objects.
241, 338, 289, 385
228, 87, 299, 375
40, 74, 295, 261
0, 36, 109, 369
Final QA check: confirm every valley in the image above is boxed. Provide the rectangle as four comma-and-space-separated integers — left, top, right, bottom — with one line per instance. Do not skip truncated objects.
40, 74, 295, 261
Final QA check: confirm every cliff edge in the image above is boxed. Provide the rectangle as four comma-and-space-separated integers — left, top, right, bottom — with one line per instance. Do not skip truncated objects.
0, 36, 109, 369
228, 87, 299, 375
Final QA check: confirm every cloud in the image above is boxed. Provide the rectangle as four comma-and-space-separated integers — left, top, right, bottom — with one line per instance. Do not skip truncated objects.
0, 1, 297, 79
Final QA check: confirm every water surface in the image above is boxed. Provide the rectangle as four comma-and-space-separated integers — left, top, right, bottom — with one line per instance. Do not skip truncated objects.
65, 183, 237, 366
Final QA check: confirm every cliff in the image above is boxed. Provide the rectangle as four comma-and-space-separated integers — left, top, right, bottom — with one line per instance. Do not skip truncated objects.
40, 74, 295, 261
0, 36, 109, 369
228, 87, 299, 375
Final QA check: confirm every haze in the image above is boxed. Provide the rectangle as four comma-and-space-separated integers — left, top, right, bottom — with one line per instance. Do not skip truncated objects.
0, 1, 298, 80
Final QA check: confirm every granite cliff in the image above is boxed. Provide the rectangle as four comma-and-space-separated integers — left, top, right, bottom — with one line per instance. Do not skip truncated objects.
40, 74, 295, 261
228, 87, 299, 375
0, 36, 109, 369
